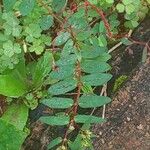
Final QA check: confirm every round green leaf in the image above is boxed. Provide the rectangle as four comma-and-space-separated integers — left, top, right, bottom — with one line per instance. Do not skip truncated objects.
116, 3, 125, 13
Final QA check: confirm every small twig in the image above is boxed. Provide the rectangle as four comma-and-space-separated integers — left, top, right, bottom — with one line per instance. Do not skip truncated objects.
108, 42, 122, 53
102, 84, 107, 119
86, 0, 113, 38
90, 85, 106, 115
108, 30, 133, 53
38, 0, 64, 25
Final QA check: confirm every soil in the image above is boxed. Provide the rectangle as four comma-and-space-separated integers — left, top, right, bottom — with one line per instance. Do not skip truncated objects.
93, 58, 150, 150
23, 16, 150, 150
92, 16, 150, 150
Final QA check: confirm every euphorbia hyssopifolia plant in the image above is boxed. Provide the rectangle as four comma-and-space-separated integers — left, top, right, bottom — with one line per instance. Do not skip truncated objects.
0, 0, 149, 150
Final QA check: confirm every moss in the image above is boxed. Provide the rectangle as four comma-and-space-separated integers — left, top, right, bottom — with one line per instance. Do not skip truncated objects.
113, 75, 128, 92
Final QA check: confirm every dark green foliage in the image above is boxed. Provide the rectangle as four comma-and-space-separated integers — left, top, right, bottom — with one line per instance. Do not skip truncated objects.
19, 0, 36, 16
0, 0, 149, 149
48, 137, 62, 149
79, 95, 111, 108
39, 116, 70, 126
41, 97, 74, 109
81, 73, 112, 86
48, 78, 77, 95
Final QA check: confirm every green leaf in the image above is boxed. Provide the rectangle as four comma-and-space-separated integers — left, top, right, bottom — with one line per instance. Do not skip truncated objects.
33, 52, 53, 87
81, 60, 111, 73
54, 32, 70, 46
3, 0, 16, 11
125, 4, 135, 14
0, 119, 28, 150
79, 95, 111, 108
40, 15, 54, 30
69, 123, 91, 150
48, 78, 77, 95
75, 115, 106, 124
116, 3, 125, 13
88, 0, 98, 4
81, 84, 93, 94
96, 53, 111, 62
52, 0, 66, 12
56, 54, 77, 66
61, 39, 75, 57
25, 23, 42, 40
98, 35, 107, 47
1, 103, 28, 130
28, 39, 44, 55
50, 64, 75, 80
106, 0, 114, 4
81, 45, 106, 59
39, 116, 69, 126
121, 38, 132, 45
122, 0, 131, 5
0, 70, 27, 97
48, 137, 62, 149
76, 31, 91, 41
99, 21, 105, 33
3, 40, 22, 57
68, 17, 88, 30
81, 73, 112, 86
19, 0, 35, 16
42, 97, 74, 109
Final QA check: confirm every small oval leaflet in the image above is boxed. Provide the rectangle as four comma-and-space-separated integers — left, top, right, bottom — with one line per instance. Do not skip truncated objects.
40, 15, 54, 30
81, 60, 111, 73
75, 115, 106, 124
39, 116, 69, 126
54, 32, 70, 46
56, 54, 77, 66
50, 64, 75, 80
48, 137, 62, 149
42, 97, 74, 109
81, 73, 112, 86
48, 78, 77, 95
81, 45, 106, 59
79, 95, 111, 108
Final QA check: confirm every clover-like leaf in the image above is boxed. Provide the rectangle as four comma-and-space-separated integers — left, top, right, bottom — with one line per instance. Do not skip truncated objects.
40, 15, 54, 30
19, 0, 36, 16
3, 40, 21, 57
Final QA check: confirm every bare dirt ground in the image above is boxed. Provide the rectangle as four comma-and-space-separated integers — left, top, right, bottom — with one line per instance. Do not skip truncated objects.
93, 59, 150, 150
93, 16, 150, 150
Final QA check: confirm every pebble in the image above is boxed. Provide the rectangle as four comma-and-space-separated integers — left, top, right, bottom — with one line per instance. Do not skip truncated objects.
137, 124, 144, 130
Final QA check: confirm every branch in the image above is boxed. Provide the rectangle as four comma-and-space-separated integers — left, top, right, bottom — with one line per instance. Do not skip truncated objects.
85, 1, 113, 38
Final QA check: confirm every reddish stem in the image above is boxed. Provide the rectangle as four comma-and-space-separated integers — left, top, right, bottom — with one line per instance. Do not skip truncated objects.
85, 0, 113, 38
